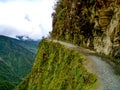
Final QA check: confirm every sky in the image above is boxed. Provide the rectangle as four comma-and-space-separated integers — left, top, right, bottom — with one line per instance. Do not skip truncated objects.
0, 0, 56, 40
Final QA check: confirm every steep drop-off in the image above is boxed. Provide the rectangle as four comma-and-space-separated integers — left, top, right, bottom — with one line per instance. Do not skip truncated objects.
0, 35, 39, 90
16, 40, 96, 90
51, 0, 120, 57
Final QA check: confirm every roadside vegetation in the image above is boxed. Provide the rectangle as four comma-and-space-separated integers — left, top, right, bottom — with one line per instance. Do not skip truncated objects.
16, 39, 97, 90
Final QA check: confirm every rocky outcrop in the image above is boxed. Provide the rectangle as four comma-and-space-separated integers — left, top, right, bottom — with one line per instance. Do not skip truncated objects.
51, 0, 120, 56
93, 0, 120, 55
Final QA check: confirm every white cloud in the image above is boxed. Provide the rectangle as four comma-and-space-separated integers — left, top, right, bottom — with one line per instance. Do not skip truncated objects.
0, 0, 55, 40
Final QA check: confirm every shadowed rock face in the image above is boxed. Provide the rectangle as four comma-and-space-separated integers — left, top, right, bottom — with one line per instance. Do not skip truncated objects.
52, 0, 120, 56
114, 49, 120, 58
93, 0, 120, 55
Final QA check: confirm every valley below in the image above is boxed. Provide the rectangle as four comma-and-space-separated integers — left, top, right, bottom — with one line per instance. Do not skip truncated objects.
0, 35, 39, 90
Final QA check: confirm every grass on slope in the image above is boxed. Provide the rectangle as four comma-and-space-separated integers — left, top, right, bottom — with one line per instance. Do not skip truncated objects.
16, 39, 97, 90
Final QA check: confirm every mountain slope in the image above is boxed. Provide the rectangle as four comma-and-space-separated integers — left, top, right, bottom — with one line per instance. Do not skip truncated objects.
0, 35, 39, 90
16, 40, 96, 90
51, 40, 120, 90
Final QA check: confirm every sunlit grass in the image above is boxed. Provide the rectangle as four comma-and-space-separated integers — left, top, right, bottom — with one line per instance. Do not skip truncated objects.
16, 39, 97, 90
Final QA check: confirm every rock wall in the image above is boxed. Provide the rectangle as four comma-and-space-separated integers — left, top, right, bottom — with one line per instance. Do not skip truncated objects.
93, 0, 120, 55
51, 0, 120, 56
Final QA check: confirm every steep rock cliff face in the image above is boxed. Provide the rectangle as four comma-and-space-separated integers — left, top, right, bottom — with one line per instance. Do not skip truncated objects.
93, 0, 120, 55
51, 0, 120, 56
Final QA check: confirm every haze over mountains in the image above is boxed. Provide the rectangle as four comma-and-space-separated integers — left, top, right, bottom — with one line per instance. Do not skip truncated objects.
0, 35, 39, 90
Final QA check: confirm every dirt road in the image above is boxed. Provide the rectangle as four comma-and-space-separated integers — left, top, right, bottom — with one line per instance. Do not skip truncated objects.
52, 40, 120, 90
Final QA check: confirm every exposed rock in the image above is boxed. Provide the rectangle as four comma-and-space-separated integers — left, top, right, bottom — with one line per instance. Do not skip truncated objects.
93, 0, 120, 55
114, 49, 120, 58
52, 0, 120, 56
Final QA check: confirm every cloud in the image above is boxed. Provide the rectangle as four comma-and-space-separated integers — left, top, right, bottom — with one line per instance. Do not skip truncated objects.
24, 14, 31, 22
0, 25, 20, 37
0, 23, 42, 40
0, 0, 55, 40
0, 0, 8, 3
0, 0, 43, 3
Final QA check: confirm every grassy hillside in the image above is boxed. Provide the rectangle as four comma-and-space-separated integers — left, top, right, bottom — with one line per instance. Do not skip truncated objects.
0, 35, 39, 90
16, 39, 97, 90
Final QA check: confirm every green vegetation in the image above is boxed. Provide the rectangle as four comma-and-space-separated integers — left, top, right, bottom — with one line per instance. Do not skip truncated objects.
0, 35, 39, 90
51, 0, 120, 58
16, 40, 97, 90
57, 7, 67, 21
51, 0, 95, 47
51, 0, 120, 67
0, 81, 15, 90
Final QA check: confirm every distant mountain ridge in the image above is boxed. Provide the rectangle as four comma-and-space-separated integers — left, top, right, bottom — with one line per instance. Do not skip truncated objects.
0, 35, 39, 90
16, 35, 35, 41
0, 35, 39, 53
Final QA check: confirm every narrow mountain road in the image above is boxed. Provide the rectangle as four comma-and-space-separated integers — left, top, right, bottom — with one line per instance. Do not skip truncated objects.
51, 40, 120, 90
